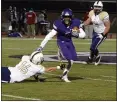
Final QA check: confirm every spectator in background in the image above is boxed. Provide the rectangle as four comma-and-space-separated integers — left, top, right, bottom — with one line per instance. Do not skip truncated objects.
6, 6, 18, 34
42, 9, 47, 21
6, 6, 12, 23
37, 10, 50, 35
12, 6, 18, 32
83, 7, 93, 39
36, 10, 45, 35
26, 8, 37, 38
6, 6, 13, 33
18, 8, 27, 35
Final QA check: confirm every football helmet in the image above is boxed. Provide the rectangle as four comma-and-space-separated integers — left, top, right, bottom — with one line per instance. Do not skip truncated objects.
30, 51, 44, 65
61, 8, 73, 25
93, 1, 103, 14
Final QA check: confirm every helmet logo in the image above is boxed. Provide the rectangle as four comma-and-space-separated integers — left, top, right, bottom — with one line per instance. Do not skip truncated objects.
65, 12, 70, 16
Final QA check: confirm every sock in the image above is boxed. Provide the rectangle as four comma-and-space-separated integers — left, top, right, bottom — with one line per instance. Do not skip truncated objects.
89, 50, 95, 59
62, 60, 73, 77
62, 68, 69, 77
94, 49, 99, 57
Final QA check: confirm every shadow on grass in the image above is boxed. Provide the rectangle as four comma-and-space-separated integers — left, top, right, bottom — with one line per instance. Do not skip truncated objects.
18, 76, 84, 83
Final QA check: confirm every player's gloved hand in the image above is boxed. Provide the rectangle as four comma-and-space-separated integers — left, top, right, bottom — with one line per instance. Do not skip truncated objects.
60, 63, 66, 70
36, 46, 43, 52
97, 33, 107, 39
57, 63, 66, 70
72, 31, 79, 38
101, 33, 107, 37
97, 34, 103, 39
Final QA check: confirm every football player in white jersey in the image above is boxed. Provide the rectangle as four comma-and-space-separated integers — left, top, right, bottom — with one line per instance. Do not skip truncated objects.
1, 51, 61, 83
80, 1, 110, 65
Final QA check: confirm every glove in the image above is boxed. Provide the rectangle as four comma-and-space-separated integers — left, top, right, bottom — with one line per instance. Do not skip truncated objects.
101, 33, 107, 37
60, 63, 66, 70
72, 31, 79, 38
97, 33, 107, 39
36, 46, 43, 52
57, 63, 66, 70
65, 30, 71, 37
71, 27, 80, 38
97, 34, 103, 39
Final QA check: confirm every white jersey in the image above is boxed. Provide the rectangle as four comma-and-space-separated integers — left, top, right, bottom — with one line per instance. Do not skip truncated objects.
8, 56, 45, 83
89, 10, 109, 33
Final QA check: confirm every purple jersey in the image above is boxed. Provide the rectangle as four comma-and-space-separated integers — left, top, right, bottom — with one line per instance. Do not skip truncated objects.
53, 18, 81, 42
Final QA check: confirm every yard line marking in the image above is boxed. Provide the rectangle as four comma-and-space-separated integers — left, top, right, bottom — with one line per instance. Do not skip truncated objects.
100, 75, 116, 78
2, 94, 41, 100
45, 73, 116, 83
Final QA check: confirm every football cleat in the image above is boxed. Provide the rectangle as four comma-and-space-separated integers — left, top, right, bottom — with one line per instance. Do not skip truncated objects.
95, 55, 101, 66
86, 57, 93, 64
61, 76, 71, 82
33, 74, 39, 81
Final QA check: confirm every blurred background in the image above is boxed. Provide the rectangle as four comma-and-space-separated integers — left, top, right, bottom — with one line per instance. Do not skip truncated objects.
1, 0, 117, 38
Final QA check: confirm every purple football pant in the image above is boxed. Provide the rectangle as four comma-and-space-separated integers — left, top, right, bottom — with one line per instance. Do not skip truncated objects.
57, 40, 77, 61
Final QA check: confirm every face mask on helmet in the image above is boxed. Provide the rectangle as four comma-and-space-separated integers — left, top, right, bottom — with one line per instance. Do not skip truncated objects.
63, 16, 72, 25
93, 1, 103, 14
30, 51, 44, 65
61, 8, 73, 25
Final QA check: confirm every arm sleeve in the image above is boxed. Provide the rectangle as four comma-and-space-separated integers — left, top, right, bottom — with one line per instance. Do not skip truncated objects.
79, 28, 86, 38
40, 29, 57, 48
37, 65, 45, 74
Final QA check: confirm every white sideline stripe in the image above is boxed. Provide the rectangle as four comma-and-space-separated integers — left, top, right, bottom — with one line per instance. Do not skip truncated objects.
45, 73, 116, 83
2, 94, 41, 100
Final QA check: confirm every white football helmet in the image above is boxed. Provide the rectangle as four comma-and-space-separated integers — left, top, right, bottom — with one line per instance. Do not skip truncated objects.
93, 1, 103, 13
30, 51, 44, 65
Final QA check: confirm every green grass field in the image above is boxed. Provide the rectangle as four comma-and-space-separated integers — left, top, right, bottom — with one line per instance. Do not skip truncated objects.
1, 37, 116, 101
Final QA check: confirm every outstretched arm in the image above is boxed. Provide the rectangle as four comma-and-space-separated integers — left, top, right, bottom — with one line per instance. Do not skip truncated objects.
36, 29, 57, 51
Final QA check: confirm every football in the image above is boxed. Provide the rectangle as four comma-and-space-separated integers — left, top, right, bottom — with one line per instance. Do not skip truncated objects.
72, 26, 80, 33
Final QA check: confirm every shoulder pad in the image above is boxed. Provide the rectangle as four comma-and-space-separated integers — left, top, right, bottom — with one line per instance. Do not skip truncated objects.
89, 10, 94, 18
53, 19, 61, 30
99, 11, 109, 20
